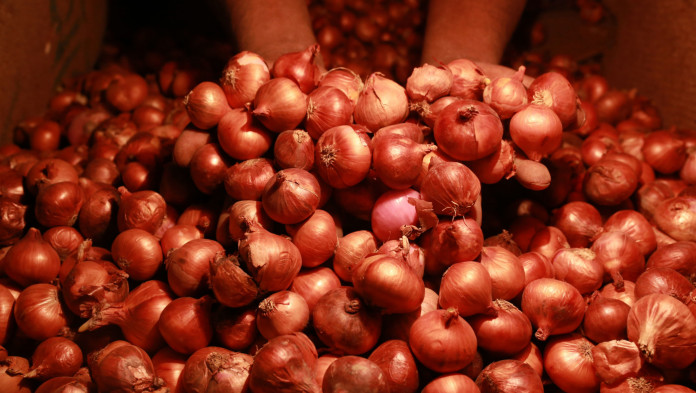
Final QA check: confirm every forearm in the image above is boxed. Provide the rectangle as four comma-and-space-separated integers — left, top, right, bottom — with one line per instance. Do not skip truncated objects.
421, 0, 527, 65
224, 0, 319, 66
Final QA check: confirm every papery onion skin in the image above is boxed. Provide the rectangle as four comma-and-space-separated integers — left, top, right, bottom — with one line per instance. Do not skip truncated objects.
420, 161, 481, 216
315, 125, 372, 189
253, 77, 308, 132
521, 278, 586, 341
286, 209, 338, 268
509, 104, 563, 162
111, 228, 163, 282
322, 355, 389, 393
24, 336, 83, 381
4, 228, 61, 288
88, 340, 166, 393
468, 299, 532, 356
217, 108, 273, 161
312, 287, 382, 355
592, 231, 646, 289
433, 99, 503, 161
634, 267, 694, 303
480, 246, 526, 300
551, 201, 603, 248
409, 308, 478, 373
352, 253, 425, 314
367, 340, 419, 393
627, 293, 696, 369
447, 58, 488, 100
475, 359, 544, 393
248, 332, 321, 393
305, 85, 354, 140
262, 168, 321, 225
551, 247, 604, 295
591, 339, 643, 385
224, 158, 276, 201
220, 50, 271, 108
422, 373, 480, 393
543, 333, 601, 393
14, 283, 72, 341
213, 306, 258, 351
333, 230, 378, 282
158, 296, 214, 355
583, 295, 630, 343
165, 238, 224, 297
256, 290, 310, 340
152, 347, 187, 393
604, 210, 657, 256
370, 188, 419, 242
527, 71, 578, 128
653, 196, 696, 242
421, 218, 484, 276
354, 72, 409, 131
209, 253, 259, 309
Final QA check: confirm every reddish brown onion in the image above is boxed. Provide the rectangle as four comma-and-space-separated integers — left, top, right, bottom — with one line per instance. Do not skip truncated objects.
521, 278, 586, 341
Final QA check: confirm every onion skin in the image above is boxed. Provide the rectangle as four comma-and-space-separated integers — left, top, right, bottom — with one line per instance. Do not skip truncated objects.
354, 72, 409, 131
367, 340, 419, 393
14, 283, 72, 341
322, 356, 389, 393
438, 261, 495, 317
24, 337, 83, 381
352, 253, 425, 314
262, 168, 321, 225
422, 373, 479, 393
468, 299, 532, 356
583, 296, 630, 343
333, 230, 379, 282
88, 340, 166, 393
591, 340, 643, 385
4, 228, 60, 287
409, 308, 478, 373
521, 278, 586, 341
221, 50, 270, 108
248, 332, 321, 393
646, 241, 696, 285
626, 293, 696, 369
433, 99, 503, 161
256, 290, 310, 340
543, 333, 600, 393
315, 125, 372, 189
475, 359, 544, 393
158, 296, 214, 355
653, 196, 696, 242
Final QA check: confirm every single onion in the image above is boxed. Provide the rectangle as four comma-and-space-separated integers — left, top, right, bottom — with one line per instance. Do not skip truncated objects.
209, 253, 259, 308
367, 340, 419, 393
420, 161, 481, 216
318, 67, 364, 106
406, 63, 453, 103
213, 306, 258, 351
116, 188, 167, 234
312, 287, 382, 355
0, 356, 32, 393
158, 296, 214, 354
34, 181, 85, 228
252, 77, 308, 132
76, 187, 120, 245
289, 267, 341, 312
248, 332, 321, 393
642, 130, 687, 175
627, 293, 696, 369
604, 210, 657, 256
220, 50, 270, 108
521, 278, 586, 341
305, 85, 353, 139
475, 359, 544, 393
322, 356, 389, 393
646, 241, 696, 284
152, 347, 187, 393
469, 299, 532, 356
510, 104, 563, 161
227, 200, 275, 241
591, 340, 643, 385
271, 44, 320, 93
88, 340, 165, 393
14, 283, 72, 341
551, 248, 604, 294
483, 65, 528, 119
352, 253, 425, 314
527, 71, 579, 128
172, 128, 211, 167
180, 346, 253, 393
543, 333, 600, 393
421, 218, 484, 276
333, 230, 378, 282
286, 209, 338, 268
447, 58, 488, 100
273, 129, 315, 170
433, 99, 503, 161
3, 228, 60, 287
184, 81, 230, 129
256, 290, 310, 339
61, 257, 129, 318
409, 308, 477, 373
513, 156, 552, 190
262, 168, 321, 225
600, 280, 638, 307
354, 72, 409, 131
466, 139, 515, 184
480, 246, 526, 300
372, 134, 436, 190
165, 238, 224, 297
111, 228, 163, 282
591, 231, 645, 289
370, 188, 419, 242
422, 373, 479, 393
217, 108, 273, 161
583, 158, 640, 206
653, 196, 696, 242
528, 225, 570, 261
635, 267, 694, 303
551, 201, 603, 248
314, 124, 372, 189
24, 337, 83, 381
224, 158, 275, 201
159, 224, 203, 256
510, 343, 544, 378
583, 296, 630, 343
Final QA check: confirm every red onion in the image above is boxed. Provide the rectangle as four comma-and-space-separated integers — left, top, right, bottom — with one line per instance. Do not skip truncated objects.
305, 85, 353, 140
642, 130, 687, 175
273, 129, 315, 170
314, 124, 372, 189
25, 158, 79, 196
61, 258, 129, 318
604, 210, 657, 256
528, 225, 570, 260
318, 67, 363, 106
352, 253, 425, 314
180, 346, 253, 393
521, 278, 586, 341
152, 347, 187, 393
543, 333, 600, 393
409, 308, 477, 373
0, 356, 32, 393
34, 181, 85, 228
510, 342, 544, 378
209, 253, 259, 308
88, 340, 166, 393
421, 218, 484, 276
480, 246, 526, 300
227, 200, 275, 241
584, 158, 640, 206
466, 139, 515, 184
447, 59, 488, 100
354, 72, 409, 131
3, 228, 60, 287
510, 104, 563, 161
224, 158, 275, 201
551, 247, 604, 294
111, 228, 163, 282
551, 201, 603, 248
262, 168, 321, 225
238, 222, 302, 293
184, 81, 230, 129
14, 283, 72, 341
527, 71, 579, 128
475, 359, 544, 393
286, 209, 338, 268
592, 231, 646, 289
78, 187, 120, 246
591, 339, 643, 385
159, 224, 203, 256
519, 251, 555, 285
646, 241, 696, 285
406, 63, 453, 103
420, 161, 481, 216
165, 238, 223, 297
600, 280, 638, 307
483, 65, 528, 119
213, 306, 258, 351
24, 337, 83, 380
0, 284, 14, 345
433, 99, 503, 161
653, 196, 696, 242
583, 295, 631, 343
79, 280, 174, 353
252, 77, 308, 132
158, 296, 214, 354
422, 373, 479, 393
290, 267, 341, 312
635, 267, 695, 303
367, 340, 419, 393
271, 44, 320, 93
116, 188, 167, 234
312, 287, 381, 355
370, 188, 419, 242
513, 156, 552, 190
333, 230, 378, 282
220, 51, 271, 108
322, 356, 389, 393
248, 332, 321, 393
627, 293, 696, 369
469, 299, 532, 355
218, 108, 273, 161
372, 134, 436, 190
256, 290, 310, 339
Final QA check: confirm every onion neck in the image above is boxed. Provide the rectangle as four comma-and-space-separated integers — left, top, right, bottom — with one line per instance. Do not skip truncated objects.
457, 106, 479, 123
345, 299, 361, 314
78, 302, 127, 333
534, 327, 549, 341
442, 308, 459, 327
